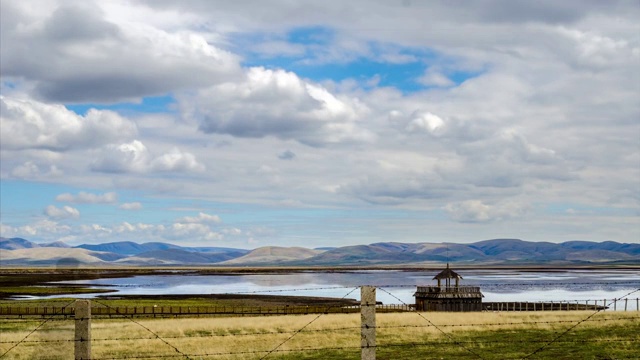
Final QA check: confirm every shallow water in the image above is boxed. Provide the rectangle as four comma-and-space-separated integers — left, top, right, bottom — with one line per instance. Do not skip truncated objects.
40, 269, 640, 310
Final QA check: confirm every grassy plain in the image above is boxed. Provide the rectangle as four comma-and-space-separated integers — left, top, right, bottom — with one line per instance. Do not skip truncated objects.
1, 311, 638, 359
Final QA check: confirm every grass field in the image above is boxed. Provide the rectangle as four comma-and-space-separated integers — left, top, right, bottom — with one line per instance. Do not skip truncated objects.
1, 311, 638, 359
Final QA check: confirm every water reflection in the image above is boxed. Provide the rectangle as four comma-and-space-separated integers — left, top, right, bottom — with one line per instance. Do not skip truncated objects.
43, 269, 640, 309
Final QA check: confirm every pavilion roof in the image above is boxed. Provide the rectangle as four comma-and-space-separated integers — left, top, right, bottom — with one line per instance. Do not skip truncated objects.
432, 264, 463, 280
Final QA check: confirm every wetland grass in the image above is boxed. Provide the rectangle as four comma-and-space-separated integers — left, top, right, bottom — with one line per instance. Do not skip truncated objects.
1, 311, 637, 359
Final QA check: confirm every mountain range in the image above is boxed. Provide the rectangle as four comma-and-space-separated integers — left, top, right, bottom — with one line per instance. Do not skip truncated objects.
1, 237, 639, 266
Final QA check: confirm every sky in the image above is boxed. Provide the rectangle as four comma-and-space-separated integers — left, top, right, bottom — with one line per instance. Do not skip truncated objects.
0, 0, 639, 248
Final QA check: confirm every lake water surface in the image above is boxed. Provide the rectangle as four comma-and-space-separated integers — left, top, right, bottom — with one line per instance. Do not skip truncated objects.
54, 269, 640, 310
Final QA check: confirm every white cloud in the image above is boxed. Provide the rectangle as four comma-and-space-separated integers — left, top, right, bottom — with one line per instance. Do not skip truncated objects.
119, 202, 143, 211
1, 1, 638, 246
166, 223, 223, 241
150, 148, 206, 172
113, 222, 160, 235
0, 220, 73, 239
404, 112, 446, 135
222, 227, 242, 236
91, 140, 150, 173
110, 221, 224, 242
79, 224, 113, 236
444, 200, 529, 223
556, 26, 638, 69
182, 67, 374, 146
91, 140, 205, 174
44, 205, 80, 220
177, 212, 222, 224
1, 1, 242, 103
0, 96, 137, 151
56, 192, 118, 204
11, 161, 63, 179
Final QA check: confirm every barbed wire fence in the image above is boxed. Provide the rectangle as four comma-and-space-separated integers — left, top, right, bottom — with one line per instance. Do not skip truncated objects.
1, 285, 638, 360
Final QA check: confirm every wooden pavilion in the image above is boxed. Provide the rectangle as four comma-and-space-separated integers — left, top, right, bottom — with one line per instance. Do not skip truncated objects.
414, 264, 483, 312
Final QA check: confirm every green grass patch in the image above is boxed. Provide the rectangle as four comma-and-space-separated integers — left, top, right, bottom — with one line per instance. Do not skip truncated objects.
272, 323, 640, 359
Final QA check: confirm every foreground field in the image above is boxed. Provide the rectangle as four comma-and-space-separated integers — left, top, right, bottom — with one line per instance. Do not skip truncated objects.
1, 311, 637, 359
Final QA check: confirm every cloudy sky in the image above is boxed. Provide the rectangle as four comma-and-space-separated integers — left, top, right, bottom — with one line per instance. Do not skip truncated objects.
1, 0, 638, 248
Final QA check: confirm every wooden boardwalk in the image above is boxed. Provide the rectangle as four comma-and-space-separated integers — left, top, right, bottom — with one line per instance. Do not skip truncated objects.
1, 299, 637, 318
0, 303, 413, 318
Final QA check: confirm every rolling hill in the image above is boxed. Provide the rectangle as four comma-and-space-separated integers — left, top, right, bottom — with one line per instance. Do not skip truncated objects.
0, 247, 125, 265
1, 237, 639, 266
221, 246, 324, 265
74, 241, 248, 256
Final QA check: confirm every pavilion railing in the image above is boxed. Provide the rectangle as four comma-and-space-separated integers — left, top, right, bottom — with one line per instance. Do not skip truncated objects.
415, 286, 482, 294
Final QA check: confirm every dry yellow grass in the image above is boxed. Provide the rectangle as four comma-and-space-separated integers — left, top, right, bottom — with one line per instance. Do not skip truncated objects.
1, 311, 637, 359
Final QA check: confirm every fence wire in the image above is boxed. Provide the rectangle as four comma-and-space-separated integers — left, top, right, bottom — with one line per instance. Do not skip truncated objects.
258, 286, 360, 359
0, 299, 75, 359
1, 285, 638, 360
90, 298, 193, 360
521, 287, 640, 359
377, 286, 488, 359
3, 314, 638, 345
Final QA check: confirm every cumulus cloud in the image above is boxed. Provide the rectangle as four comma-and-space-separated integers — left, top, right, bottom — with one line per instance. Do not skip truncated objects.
404, 112, 446, 135
222, 227, 242, 236
1, 218, 232, 245
1, 1, 241, 103
56, 192, 118, 204
436, 129, 567, 188
44, 205, 80, 220
91, 140, 150, 173
444, 200, 529, 223
11, 162, 63, 179
0, 96, 137, 151
182, 67, 374, 146
166, 223, 223, 241
1, 1, 638, 245
91, 140, 205, 173
556, 26, 639, 69
113, 222, 159, 235
177, 212, 222, 224
0, 220, 72, 239
119, 202, 143, 211
111, 221, 224, 242
150, 148, 206, 172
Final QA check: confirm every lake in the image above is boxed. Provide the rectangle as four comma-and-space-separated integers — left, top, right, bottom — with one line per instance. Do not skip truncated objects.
51, 269, 640, 310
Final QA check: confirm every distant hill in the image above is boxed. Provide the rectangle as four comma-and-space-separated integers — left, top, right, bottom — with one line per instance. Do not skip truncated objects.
75, 241, 150, 256
222, 246, 324, 265
1, 237, 71, 250
41, 241, 71, 248
0, 237, 40, 250
119, 249, 247, 265
74, 241, 249, 256
1, 238, 638, 266
0, 248, 125, 265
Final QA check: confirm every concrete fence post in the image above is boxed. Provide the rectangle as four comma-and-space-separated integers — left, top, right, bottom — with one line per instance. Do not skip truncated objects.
75, 300, 91, 360
361, 286, 376, 360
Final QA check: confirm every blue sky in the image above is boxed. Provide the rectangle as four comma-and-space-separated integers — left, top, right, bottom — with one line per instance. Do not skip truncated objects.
239, 26, 479, 92
1, 1, 638, 247
65, 95, 177, 117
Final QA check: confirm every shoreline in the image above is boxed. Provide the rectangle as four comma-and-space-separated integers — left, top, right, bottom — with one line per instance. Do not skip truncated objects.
1, 266, 638, 300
